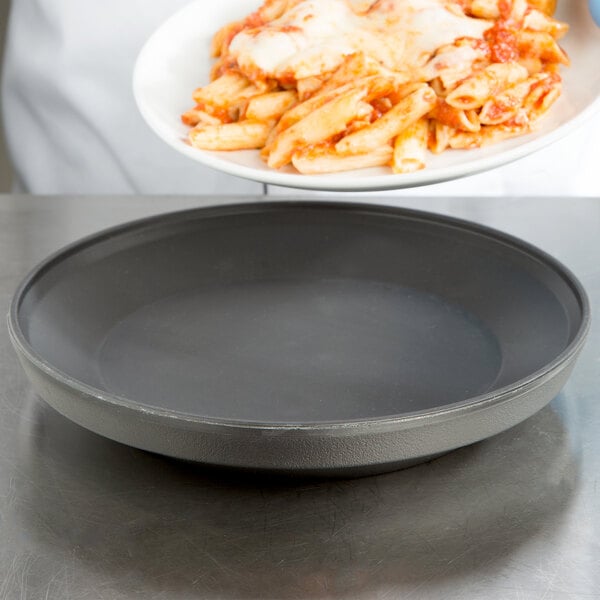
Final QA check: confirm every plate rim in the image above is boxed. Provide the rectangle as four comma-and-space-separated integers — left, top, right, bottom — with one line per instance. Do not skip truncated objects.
132, 0, 600, 192
8, 200, 591, 431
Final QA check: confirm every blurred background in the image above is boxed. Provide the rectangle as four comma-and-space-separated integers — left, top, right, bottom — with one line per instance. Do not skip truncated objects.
0, 1, 13, 192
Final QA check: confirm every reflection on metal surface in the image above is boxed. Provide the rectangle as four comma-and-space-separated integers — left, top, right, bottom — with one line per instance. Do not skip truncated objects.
11, 395, 577, 598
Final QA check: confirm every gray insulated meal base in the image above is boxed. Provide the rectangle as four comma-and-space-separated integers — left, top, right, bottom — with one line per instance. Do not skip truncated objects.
8, 201, 590, 476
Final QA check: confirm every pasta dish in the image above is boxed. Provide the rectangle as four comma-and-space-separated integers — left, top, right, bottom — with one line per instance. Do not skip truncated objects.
181, 0, 568, 174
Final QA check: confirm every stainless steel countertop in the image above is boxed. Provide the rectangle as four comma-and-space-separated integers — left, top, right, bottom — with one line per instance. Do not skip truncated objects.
1, 194, 599, 599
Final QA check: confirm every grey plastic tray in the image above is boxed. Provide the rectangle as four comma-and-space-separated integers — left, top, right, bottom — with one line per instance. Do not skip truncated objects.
8, 202, 590, 476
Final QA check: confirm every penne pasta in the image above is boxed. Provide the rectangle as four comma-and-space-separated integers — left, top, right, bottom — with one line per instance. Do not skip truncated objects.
181, 0, 571, 175
296, 76, 324, 100
268, 88, 373, 168
189, 121, 273, 150
292, 144, 393, 174
245, 91, 298, 121
479, 79, 534, 125
528, 0, 557, 15
392, 118, 428, 173
181, 107, 223, 127
449, 122, 531, 149
422, 44, 488, 90
524, 9, 569, 38
277, 75, 395, 133
430, 101, 480, 132
429, 121, 453, 154
446, 63, 529, 110
335, 85, 437, 155
468, 0, 500, 19
524, 72, 562, 120
516, 30, 570, 66
192, 72, 251, 107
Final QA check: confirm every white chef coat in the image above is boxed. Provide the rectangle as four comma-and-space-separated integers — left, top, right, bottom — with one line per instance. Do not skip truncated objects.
2, 0, 599, 197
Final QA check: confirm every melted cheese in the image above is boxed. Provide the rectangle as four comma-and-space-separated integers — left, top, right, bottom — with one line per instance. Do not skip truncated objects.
229, 0, 491, 80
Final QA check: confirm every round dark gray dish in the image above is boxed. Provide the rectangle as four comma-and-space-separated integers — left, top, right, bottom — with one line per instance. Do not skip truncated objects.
8, 202, 590, 476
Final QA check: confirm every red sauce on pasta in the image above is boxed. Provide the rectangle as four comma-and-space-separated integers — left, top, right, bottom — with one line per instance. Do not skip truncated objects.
498, 0, 512, 20
432, 100, 463, 129
244, 12, 265, 30
484, 102, 509, 122
195, 103, 234, 123
485, 23, 519, 63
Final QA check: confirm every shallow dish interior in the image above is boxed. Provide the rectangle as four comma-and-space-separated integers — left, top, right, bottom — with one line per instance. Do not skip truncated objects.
14, 204, 584, 425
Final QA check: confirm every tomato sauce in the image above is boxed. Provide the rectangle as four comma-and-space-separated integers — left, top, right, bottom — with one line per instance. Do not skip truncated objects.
529, 72, 562, 107
484, 22, 519, 63
243, 11, 265, 30
497, 0, 512, 20
484, 100, 515, 123
432, 99, 468, 130
196, 102, 233, 124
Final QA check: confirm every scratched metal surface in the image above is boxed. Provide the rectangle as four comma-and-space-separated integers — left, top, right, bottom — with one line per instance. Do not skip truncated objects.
0, 194, 599, 599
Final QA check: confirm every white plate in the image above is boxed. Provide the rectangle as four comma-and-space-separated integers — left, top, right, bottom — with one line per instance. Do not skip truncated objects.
133, 1, 600, 192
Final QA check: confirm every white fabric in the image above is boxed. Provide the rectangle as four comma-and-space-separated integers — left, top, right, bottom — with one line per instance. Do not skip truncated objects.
1, 0, 261, 195
2, 0, 599, 196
